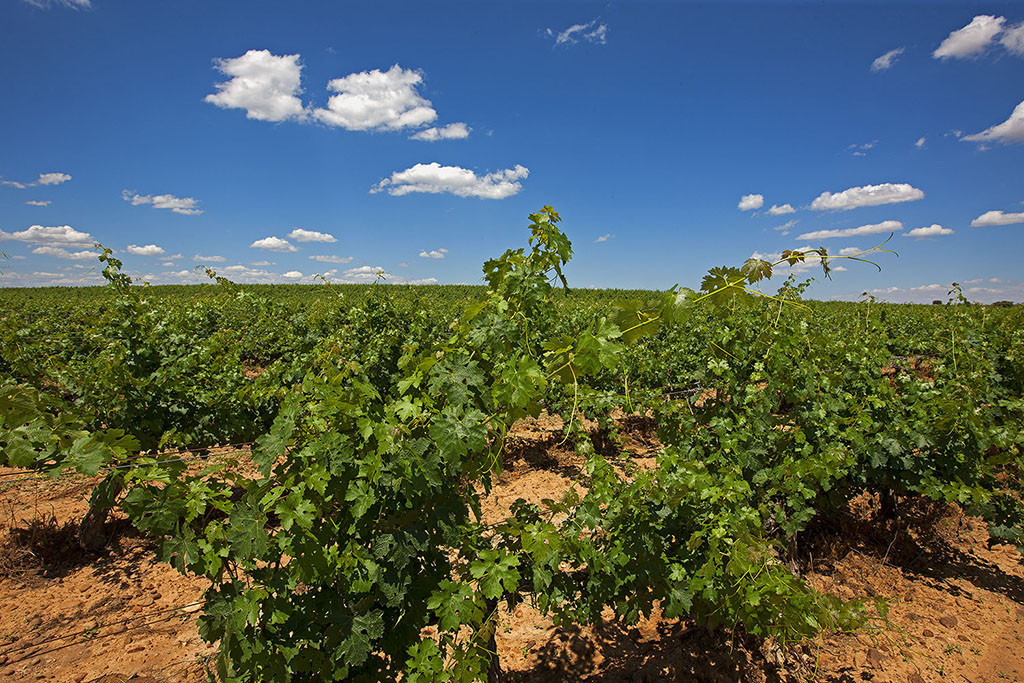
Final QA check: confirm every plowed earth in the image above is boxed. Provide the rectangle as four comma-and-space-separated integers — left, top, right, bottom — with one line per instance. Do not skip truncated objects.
1, 416, 1022, 682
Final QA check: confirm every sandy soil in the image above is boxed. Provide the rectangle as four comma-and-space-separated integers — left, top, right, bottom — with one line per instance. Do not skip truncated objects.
1, 417, 1022, 682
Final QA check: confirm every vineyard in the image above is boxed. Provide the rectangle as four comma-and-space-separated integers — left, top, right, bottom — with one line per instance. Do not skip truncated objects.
1, 207, 1023, 682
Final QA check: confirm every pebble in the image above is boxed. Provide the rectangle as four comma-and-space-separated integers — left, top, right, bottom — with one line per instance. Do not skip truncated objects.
939, 615, 958, 628
922, 629, 935, 637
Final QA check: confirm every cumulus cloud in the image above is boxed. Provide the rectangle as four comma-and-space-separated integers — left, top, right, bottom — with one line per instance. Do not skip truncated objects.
31, 246, 95, 260
250, 236, 298, 252
288, 228, 336, 243
418, 248, 448, 259
1, 172, 72, 189
871, 47, 905, 71
838, 247, 862, 256
26, 200, 52, 207
971, 210, 1024, 227
314, 65, 437, 131
906, 224, 954, 238
124, 244, 165, 256
309, 254, 354, 263
797, 220, 903, 240
547, 20, 609, 46
282, 271, 303, 279
737, 194, 764, 211
768, 203, 795, 215
372, 163, 528, 199
205, 50, 306, 122
933, 15, 1006, 59
193, 254, 227, 263
410, 122, 471, 141
594, 234, 613, 243
962, 99, 1024, 145
810, 183, 924, 211
123, 190, 203, 215
0, 225, 94, 246
343, 265, 391, 281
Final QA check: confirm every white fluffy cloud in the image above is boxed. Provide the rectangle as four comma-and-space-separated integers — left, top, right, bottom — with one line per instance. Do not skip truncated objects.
282, 271, 304, 279
871, 47, 905, 71
410, 123, 471, 141
548, 20, 609, 46
594, 234, 613, 243
737, 193, 764, 211
125, 244, 165, 256
193, 254, 226, 263
288, 228, 336, 243
36, 172, 70, 185
344, 265, 391, 281
915, 136, 926, 149
31, 246, 95, 260
123, 190, 203, 215
372, 163, 528, 199
250, 236, 298, 252
962, 99, 1024, 145
906, 224, 954, 238
204, 54, 468, 140
2, 172, 72, 189
971, 210, 1024, 227
26, 200, 52, 207
767, 203, 795, 215
314, 65, 437, 131
797, 220, 903, 240
810, 183, 924, 211
933, 15, 1006, 59
205, 50, 306, 122
418, 248, 448, 259
0, 225, 93, 246
309, 254, 354, 263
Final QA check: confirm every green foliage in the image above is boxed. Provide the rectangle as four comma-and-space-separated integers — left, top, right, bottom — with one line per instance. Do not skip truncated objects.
0, 210, 1021, 681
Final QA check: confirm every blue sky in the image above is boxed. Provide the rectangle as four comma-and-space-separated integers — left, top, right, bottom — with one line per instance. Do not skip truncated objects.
1, 1, 1022, 302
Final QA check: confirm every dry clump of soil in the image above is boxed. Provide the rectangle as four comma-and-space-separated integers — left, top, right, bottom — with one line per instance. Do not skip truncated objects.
1, 420, 1023, 682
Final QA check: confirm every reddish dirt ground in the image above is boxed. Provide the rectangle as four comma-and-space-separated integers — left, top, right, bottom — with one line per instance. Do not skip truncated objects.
1, 417, 1022, 682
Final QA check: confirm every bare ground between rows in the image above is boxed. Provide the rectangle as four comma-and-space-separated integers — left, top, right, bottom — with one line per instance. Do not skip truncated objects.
0, 416, 1022, 682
